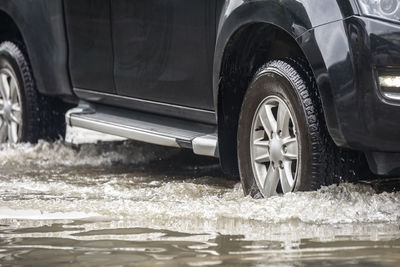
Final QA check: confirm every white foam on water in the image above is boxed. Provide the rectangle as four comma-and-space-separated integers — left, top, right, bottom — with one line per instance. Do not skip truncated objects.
0, 127, 399, 243
0, 139, 173, 168
1, 176, 399, 240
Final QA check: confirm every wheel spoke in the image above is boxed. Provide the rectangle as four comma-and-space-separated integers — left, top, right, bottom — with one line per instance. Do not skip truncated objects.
283, 137, 298, 160
253, 138, 270, 163
254, 138, 269, 147
10, 112, 21, 124
279, 162, 295, 193
1, 73, 10, 100
258, 104, 277, 139
263, 164, 280, 197
255, 152, 270, 163
276, 102, 291, 137
12, 103, 21, 112
0, 99, 3, 117
8, 121, 18, 143
0, 73, 9, 100
7, 122, 12, 143
9, 78, 18, 103
0, 120, 7, 142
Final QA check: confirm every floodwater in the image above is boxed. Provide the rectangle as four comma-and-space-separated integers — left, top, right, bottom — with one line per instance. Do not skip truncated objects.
0, 128, 400, 266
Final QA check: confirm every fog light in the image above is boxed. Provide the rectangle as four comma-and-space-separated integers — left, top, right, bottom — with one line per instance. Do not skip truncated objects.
379, 76, 400, 100
379, 76, 400, 87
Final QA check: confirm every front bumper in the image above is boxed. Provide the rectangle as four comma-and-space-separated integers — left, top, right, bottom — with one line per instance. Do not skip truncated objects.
344, 16, 400, 152
301, 16, 400, 153
299, 15, 400, 175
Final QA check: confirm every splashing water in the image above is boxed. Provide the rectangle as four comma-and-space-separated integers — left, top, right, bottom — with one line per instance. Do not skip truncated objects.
0, 127, 399, 266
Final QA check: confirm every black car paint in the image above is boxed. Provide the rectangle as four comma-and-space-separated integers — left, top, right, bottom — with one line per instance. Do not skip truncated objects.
111, 0, 216, 110
1, 0, 400, 174
64, 0, 116, 95
0, 0, 71, 99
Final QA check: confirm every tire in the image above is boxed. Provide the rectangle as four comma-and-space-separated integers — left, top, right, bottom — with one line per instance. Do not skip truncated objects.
237, 58, 368, 198
0, 41, 69, 143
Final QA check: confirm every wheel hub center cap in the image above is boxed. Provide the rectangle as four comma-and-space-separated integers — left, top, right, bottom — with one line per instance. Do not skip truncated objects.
269, 136, 283, 163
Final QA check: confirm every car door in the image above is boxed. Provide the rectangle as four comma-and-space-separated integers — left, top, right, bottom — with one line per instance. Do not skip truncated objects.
111, 0, 216, 110
64, 0, 115, 94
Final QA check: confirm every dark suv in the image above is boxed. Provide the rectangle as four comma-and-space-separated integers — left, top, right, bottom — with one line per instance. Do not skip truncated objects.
0, 0, 399, 197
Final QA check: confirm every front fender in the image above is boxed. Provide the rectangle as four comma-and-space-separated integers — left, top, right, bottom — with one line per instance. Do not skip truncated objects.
213, 0, 359, 110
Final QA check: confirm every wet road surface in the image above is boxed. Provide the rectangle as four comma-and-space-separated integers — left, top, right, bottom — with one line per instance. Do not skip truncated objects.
0, 128, 400, 266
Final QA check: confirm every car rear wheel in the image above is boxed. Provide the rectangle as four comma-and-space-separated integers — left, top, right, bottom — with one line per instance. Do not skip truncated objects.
0, 66, 23, 143
237, 58, 368, 198
0, 41, 69, 143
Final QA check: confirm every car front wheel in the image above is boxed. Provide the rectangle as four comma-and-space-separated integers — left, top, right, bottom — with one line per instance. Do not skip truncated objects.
237, 58, 365, 198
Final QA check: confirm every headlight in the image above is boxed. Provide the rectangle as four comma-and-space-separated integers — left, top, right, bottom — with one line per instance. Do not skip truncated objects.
357, 0, 400, 22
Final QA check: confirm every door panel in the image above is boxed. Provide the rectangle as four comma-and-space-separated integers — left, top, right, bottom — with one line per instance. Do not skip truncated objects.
64, 0, 115, 93
111, 0, 215, 110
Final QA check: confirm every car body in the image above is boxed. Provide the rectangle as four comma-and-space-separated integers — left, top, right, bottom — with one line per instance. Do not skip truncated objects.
1, 0, 400, 190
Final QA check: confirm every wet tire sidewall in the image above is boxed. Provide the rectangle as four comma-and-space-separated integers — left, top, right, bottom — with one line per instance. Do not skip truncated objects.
237, 68, 312, 197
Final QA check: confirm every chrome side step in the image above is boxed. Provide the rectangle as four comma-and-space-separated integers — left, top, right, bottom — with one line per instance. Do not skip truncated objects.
66, 102, 218, 157
192, 135, 218, 157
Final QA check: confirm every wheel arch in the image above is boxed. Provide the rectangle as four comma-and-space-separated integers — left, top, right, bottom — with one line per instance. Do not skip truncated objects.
216, 24, 314, 176
0, 10, 24, 46
214, 2, 326, 176
214, 1, 360, 176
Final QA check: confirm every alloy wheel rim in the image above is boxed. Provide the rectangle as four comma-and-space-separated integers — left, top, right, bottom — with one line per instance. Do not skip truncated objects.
0, 68, 22, 143
250, 95, 299, 197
